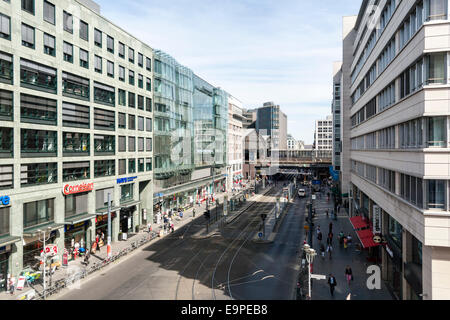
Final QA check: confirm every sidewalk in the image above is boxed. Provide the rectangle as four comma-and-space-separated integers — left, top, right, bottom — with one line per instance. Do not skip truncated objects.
308, 188, 393, 300
0, 188, 236, 300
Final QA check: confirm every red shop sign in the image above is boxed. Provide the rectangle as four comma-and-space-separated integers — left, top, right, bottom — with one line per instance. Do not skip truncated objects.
63, 182, 94, 195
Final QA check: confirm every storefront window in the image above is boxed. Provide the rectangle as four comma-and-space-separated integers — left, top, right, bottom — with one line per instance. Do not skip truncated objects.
388, 215, 402, 250
23, 199, 54, 229
65, 193, 88, 218
23, 233, 56, 269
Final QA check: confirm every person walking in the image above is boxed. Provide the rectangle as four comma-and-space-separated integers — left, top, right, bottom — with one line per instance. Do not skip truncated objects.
317, 231, 323, 244
345, 265, 353, 285
9, 275, 15, 295
329, 222, 333, 234
193, 208, 196, 218
327, 243, 333, 259
320, 243, 325, 259
327, 274, 337, 297
327, 232, 333, 246
347, 234, 353, 247
326, 209, 329, 219
338, 231, 345, 247
343, 236, 348, 249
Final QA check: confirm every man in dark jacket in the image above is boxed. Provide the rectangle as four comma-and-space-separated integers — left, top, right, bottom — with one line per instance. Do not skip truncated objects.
328, 274, 337, 297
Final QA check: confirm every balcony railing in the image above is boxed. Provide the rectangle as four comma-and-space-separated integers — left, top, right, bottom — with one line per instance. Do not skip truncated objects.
20, 69, 57, 93
63, 79, 90, 100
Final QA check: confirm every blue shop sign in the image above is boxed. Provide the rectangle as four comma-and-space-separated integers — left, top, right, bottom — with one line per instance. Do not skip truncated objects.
117, 176, 138, 184
312, 180, 321, 185
0, 196, 10, 206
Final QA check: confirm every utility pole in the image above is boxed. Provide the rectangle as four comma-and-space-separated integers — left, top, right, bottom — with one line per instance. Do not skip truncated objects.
37, 227, 51, 300
107, 192, 112, 258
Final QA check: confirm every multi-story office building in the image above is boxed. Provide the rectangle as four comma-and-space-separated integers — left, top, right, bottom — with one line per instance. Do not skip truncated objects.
0, 0, 154, 281
341, 0, 450, 299
332, 62, 343, 173
242, 109, 257, 129
227, 95, 244, 191
314, 115, 333, 151
287, 134, 305, 150
152, 51, 228, 215
255, 102, 288, 150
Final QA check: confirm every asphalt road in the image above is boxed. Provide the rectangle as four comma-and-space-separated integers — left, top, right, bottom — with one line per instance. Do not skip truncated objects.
53, 180, 307, 300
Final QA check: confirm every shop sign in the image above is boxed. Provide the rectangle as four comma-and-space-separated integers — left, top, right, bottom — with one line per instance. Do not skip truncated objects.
0, 195, 10, 206
142, 209, 147, 220
63, 183, 94, 195
65, 221, 88, 232
117, 176, 137, 184
44, 244, 58, 256
373, 205, 382, 234
385, 244, 394, 258
96, 212, 116, 224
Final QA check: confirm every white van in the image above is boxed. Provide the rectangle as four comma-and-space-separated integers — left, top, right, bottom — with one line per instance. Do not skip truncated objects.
298, 189, 306, 197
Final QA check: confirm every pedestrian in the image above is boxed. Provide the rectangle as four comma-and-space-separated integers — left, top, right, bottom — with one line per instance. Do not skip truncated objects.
320, 243, 325, 258
171, 223, 174, 233
317, 231, 322, 243
347, 235, 353, 247
337, 204, 341, 214
343, 236, 348, 249
84, 249, 90, 265
101, 231, 105, 243
327, 232, 333, 246
327, 274, 337, 297
327, 243, 333, 259
326, 209, 329, 218
193, 208, 196, 218
339, 231, 345, 246
9, 276, 15, 295
345, 265, 353, 285
316, 225, 321, 237
329, 222, 333, 234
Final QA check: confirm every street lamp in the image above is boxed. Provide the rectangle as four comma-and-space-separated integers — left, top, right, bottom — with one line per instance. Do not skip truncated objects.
37, 227, 52, 300
303, 244, 317, 300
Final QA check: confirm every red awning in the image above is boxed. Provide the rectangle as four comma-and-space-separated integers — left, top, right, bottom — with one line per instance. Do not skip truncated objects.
350, 216, 369, 230
356, 229, 380, 249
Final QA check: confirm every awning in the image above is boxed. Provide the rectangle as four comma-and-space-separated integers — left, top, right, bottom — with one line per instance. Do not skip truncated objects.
0, 235, 21, 247
64, 214, 97, 225
356, 229, 380, 249
23, 223, 64, 237
96, 206, 121, 216
120, 200, 141, 209
350, 216, 369, 230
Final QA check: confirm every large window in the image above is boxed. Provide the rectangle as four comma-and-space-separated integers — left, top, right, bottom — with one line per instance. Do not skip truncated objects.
119, 159, 126, 175
80, 49, 89, 69
128, 114, 135, 130
119, 66, 125, 82
138, 158, 144, 172
128, 159, 136, 173
146, 57, 151, 71
425, 0, 448, 21
129, 70, 134, 85
107, 35, 114, 53
94, 134, 115, 154
63, 161, 90, 182
146, 97, 152, 112
94, 55, 102, 73
118, 112, 126, 129
94, 82, 115, 106
22, 0, 34, 14
118, 89, 126, 106
400, 173, 424, 208
94, 108, 115, 131
146, 138, 152, 152
65, 193, 88, 218
146, 158, 152, 171
118, 136, 126, 152
138, 95, 144, 110
121, 183, 134, 202
43, 33, 55, 56
94, 28, 102, 47
138, 74, 143, 89
63, 11, 73, 33
63, 42, 73, 63
138, 137, 144, 151
427, 180, 446, 210
79, 20, 88, 41
62, 102, 89, 128
427, 117, 446, 147
0, 127, 13, 157
388, 215, 402, 249
0, 89, 13, 121
23, 199, 54, 229
138, 116, 144, 131
146, 118, 152, 132
0, 207, 9, 237
21, 163, 57, 187
0, 165, 13, 190
427, 52, 446, 85
62, 72, 89, 100
63, 132, 89, 155
20, 58, 57, 93
128, 92, 135, 108
0, 14, 10, 40
21, 93, 57, 125
21, 129, 57, 154
119, 42, 125, 58
128, 136, 135, 152
107, 61, 114, 78
21, 24, 35, 48
138, 53, 143, 67
94, 160, 115, 178
128, 48, 134, 63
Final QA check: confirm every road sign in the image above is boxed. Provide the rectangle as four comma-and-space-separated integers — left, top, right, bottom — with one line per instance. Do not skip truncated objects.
312, 195, 316, 200
258, 232, 263, 239
45, 244, 58, 256
311, 274, 326, 280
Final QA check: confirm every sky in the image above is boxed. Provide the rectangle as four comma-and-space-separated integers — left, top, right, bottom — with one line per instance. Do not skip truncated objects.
96, 0, 362, 144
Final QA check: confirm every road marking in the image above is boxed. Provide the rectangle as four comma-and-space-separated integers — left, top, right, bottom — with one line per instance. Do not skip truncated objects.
261, 275, 275, 281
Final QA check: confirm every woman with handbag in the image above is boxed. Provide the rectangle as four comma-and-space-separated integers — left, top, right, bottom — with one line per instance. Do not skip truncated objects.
345, 265, 353, 285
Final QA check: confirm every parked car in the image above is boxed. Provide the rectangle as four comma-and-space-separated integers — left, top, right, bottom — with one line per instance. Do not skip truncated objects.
298, 189, 306, 197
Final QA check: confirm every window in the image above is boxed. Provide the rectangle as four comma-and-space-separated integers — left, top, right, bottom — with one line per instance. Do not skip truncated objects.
63, 132, 89, 155
107, 60, 114, 78
21, 24, 35, 48
427, 180, 446, 210
43, 1, 55, 24
138, 116, 144, 131
118, 112, 126, 128
0, 14, 10, 40
94, 55, 102, 73
129, 70, 135, 85
118, 89, 126, 106
22, 0, 34, 14
138, 53, 143, 67
21, 93, 57, 125
428, 117, 446, 147
138, 158, 144, 172
62, 72, 89, 100
20, 58, 57, 93
0, 165, 13, 190
94, 28, 102, 47
94, 107, 115, 131
146, 97, 152, 112
63, 11, 73, 33
107, 35, 114, 53
128, 114, 135, 129
80, 49, 89, 68
128, 92, 135, 108
94, 134, 115, 154
0, 127, 13, 156
0, 89, 13, 121
63, 42, 73, 63
146, 138, 152, 151
23, 199, 55, 228
119, 42, 125, 58
145, 158, 152, 171
95, 160, 115, 177
138, 137, 144, 151
138, 95, 144, 110
119, 159, 126, 175
62, 102, 89, 128
427, 52, 446, 85
121, 183, 134, 201
128, 159, 136, 173
119, 66, 125, 81
43, 33, 55, 56
80, 20, 89, 41
138, 74, 143, 88
94, 81, 115, 106
118, 136, 126, 152
21, 129, 57, 154
146, 118, 152, 132
63, 161, 90, 182
128, 48, 134, 63
146, 57, 151, 71
426, 0, 448, 21
146, 78, 151, 91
